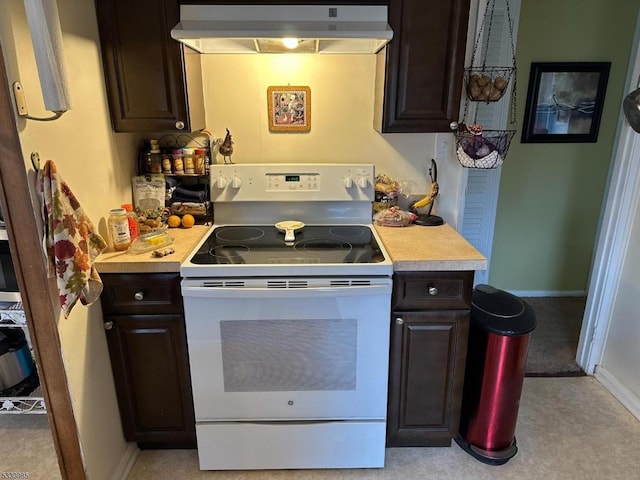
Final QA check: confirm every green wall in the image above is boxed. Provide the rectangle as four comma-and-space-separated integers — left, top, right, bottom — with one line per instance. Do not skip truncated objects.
489, 0, 640, 292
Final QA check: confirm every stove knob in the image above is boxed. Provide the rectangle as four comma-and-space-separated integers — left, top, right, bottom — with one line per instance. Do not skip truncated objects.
357, 175, 370, 188
231, 176, 242, 189
343, 176, 354, 188
216, 176, 228, 189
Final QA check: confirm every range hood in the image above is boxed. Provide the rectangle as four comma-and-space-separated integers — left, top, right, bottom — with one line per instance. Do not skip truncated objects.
170, 4, 393, 54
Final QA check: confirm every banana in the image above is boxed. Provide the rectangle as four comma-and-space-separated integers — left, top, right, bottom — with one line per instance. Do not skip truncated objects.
411, 182, 439, 209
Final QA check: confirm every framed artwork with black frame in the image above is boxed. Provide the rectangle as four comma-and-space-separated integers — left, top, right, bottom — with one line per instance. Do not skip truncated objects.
521, 62, 611, 143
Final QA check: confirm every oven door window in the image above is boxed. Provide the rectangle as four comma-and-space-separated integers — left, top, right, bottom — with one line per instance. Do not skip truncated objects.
182, 283, 391, 421
220, 318, 357, 392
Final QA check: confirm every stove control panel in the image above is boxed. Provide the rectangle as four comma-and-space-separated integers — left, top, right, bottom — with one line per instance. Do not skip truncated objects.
266, 173, 319, 191
210, 163, 375, 202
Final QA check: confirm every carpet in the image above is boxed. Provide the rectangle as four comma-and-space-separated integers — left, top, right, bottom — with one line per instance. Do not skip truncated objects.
522, 296, 586, 376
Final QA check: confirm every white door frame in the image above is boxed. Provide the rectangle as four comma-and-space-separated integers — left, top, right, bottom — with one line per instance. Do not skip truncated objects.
577, 11, 640, 373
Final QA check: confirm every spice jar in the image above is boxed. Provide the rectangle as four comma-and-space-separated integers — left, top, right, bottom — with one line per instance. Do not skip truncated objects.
194, 148, 206, 174
108, 208, 131, 251
149, 148, 162, 173
171, 149, 184, 175
182, 147, 195, 174
162, 153, 173, 174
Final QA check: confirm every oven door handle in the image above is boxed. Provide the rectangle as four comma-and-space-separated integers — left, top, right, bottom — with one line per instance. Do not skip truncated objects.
181, 284, 391, 299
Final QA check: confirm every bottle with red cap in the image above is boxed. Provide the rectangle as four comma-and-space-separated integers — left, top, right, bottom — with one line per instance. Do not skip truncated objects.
120, 203, 139, 241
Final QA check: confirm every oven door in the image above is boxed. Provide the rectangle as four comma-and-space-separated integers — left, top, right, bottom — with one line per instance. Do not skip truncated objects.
181, 277, 392, 422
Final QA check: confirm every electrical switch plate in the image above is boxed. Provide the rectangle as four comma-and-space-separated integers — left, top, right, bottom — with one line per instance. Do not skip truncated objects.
12, 82, 28, 117
434, 133, 452, 160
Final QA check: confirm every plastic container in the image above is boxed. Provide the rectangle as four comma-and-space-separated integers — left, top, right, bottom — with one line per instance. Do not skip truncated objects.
194, 148, 206, 175
128, 230, 174, 254
149, 149, 162, 173
183, 148, 195, 174
120, 203, 139, 240
171, 149, 184, 175
162, 153, 173, 174
108, 208, 131, 251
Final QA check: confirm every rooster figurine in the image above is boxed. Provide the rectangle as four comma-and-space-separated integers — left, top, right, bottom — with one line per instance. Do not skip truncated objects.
219, 128, 234, 164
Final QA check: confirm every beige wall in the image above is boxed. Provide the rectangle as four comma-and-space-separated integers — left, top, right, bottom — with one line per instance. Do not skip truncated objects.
200, 54, 463, 223
0, 0, 136, 478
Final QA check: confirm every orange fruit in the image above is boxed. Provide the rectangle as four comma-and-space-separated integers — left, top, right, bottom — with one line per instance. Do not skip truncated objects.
181, 214, 195, 228
167, 215, 181, 228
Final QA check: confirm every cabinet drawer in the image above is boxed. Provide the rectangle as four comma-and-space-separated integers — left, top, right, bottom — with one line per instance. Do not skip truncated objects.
393, 271, 473, 310
101, 273, 183, 315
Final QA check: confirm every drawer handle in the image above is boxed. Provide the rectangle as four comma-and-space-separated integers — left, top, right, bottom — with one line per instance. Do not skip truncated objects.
395, 317, 404, 325
134, 291, 144, 301
104, 321, 113, 331
428, 286, 438, 296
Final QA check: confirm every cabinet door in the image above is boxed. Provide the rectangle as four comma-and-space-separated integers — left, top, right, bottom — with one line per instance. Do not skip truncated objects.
96, 0, 205, 132
104, 313, 196, 448
375, 0, 471, 132
387, 310, 469, 446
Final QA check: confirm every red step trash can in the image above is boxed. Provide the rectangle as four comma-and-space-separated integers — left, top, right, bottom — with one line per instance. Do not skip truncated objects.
455, 284, 536, 465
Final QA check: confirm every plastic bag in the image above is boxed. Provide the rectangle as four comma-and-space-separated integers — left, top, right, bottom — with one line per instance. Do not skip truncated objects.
373, 207, 417, 227
374, 173, 400, 212
132, 175, 166, 213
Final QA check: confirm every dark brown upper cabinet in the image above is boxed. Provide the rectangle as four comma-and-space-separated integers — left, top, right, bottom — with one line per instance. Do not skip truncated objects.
96, 0, 205, 132
375, 0, 471, 133
178, 1, 385, 4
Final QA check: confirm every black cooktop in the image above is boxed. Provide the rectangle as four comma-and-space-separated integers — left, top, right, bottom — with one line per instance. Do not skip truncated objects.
189, 225, 387, 265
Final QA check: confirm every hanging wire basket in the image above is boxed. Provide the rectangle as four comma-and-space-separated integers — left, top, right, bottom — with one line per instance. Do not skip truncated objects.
454, 0, 517, 169
465, 0, 517, 104
465, 66, 516, 103
455, 125, 515, 169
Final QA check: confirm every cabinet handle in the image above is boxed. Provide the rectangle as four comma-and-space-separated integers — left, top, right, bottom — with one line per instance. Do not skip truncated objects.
449, 121, 459, 130
175, 120, 185, 130
428, 286, 438, 296
395, 317, 404, 325
134, 291, 144, 301
104, 321, 113, 330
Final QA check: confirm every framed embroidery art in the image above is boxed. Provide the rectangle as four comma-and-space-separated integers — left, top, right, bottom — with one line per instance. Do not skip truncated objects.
267, 86, 311, 132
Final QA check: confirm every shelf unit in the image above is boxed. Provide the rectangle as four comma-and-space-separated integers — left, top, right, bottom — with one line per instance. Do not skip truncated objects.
0, 301, 46, 414
138, 132, 214, 221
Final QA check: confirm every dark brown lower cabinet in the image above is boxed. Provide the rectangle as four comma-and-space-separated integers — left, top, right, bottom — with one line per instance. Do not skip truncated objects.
387, 271, 472, 447
101, 273, 196, 448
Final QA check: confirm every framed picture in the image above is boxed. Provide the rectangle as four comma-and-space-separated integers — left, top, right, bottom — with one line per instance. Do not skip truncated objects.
267, 86, 311, 132
521, 62, 611, 143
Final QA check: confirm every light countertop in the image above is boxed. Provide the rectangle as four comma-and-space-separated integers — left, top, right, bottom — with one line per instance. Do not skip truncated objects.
94, 223, 486, 274
374, 223, 486, 271
95, 225, 211, 274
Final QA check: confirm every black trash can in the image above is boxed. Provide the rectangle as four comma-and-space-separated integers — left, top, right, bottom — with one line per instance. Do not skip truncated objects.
455, 284, 536, 465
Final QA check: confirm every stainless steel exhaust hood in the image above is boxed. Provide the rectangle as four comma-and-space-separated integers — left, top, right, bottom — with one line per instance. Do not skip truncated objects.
170, 4, 393, 54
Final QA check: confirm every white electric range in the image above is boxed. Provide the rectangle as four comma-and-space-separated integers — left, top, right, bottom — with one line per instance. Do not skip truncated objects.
180, 164, 393, 470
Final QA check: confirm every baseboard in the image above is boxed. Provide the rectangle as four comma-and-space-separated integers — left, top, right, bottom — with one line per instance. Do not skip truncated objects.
111, 443, 139, 480
525, 371, 586, 378
506, 290, 586, 298
595, 366, 640, 422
